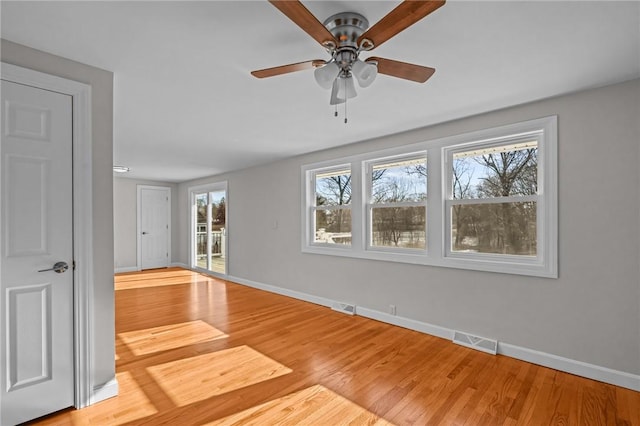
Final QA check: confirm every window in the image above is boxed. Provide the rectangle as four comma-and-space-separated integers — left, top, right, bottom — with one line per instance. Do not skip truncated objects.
366, 154, 427, 251
446, 140, 538, 257
302, 116, 557, 277
311, 166, 352, 246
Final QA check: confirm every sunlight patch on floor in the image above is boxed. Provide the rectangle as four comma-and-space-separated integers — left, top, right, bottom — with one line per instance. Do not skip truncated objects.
147, 345, 292, 407
204, 384, 394, 425
70, 371, 157, 425
115, 268, 212, 290
119, 320, 228, 356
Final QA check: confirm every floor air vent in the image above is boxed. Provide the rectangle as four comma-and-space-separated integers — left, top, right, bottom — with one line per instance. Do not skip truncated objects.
331, 302, 355, 315
453, 330, 498, 355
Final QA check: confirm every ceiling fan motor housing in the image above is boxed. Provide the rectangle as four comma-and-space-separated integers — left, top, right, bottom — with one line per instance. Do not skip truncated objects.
323, 12, 369, 49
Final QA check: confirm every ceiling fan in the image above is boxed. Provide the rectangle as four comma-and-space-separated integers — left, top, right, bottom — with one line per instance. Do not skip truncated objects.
251, 0, 445, 120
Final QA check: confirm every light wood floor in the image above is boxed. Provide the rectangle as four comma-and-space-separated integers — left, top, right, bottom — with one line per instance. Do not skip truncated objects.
33, 267, 639, 425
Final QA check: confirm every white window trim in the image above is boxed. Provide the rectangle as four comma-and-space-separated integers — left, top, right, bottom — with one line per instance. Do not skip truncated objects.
301, 116, 557, 278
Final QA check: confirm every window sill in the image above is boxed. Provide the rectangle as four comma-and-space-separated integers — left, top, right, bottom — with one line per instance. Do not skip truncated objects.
302, 245, 557, 278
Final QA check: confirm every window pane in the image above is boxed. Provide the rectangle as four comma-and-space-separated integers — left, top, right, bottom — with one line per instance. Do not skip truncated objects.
315, 209, 351, 245
452, 142, 538, 199
371, 206, 426, 249
371, 157, 426, 203
209, 190, 226, 231
315, 168, 351, 206
451, 202, 537, 255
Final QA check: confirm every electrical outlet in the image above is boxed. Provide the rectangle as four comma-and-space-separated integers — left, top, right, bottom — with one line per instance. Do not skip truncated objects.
389, 304, 396, 315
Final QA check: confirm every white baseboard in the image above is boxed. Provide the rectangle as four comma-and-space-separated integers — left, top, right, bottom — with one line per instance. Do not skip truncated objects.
115, 263, 188, 274
89, 378, 118, 405
355, 306, 453, 340
227, 275, 335, 309
226, 274, 640, 392
498, 342, 640, 392
114, 266, 138, 273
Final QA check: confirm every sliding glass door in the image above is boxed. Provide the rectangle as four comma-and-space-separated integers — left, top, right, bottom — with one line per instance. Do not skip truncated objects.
191, 182, 227, 275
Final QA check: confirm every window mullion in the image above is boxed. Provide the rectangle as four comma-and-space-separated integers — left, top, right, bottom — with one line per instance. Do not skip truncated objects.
428, 146, 442, 259
350, 160, 362, 251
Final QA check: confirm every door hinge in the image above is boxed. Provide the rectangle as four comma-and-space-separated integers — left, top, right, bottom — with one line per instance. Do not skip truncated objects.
73, 260, 76, 270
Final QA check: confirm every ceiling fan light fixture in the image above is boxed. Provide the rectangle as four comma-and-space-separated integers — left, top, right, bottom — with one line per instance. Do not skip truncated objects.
352, 59, 377, 88
330, 78, 345, 105
314, 61, 340, 89
329, 75, 357, 105
337, 75, 357, 100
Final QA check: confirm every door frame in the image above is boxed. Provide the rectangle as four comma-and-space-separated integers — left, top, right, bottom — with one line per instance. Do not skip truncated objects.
188, 181, 228, 276
136, 185, 171, 270
1, 63, 94, 408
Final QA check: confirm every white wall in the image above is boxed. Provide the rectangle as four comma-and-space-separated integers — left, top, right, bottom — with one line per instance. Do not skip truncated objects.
178, 78, 640, 380
1, 40, 116, 393
113, 177, 179, 271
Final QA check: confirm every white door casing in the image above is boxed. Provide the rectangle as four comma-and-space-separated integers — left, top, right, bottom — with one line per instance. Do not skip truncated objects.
0, 80, 75, 424
137, 185, 170, 270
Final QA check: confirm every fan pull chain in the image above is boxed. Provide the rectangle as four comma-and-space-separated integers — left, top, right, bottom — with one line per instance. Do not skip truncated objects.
344, 77, 348, 124
344, 98, 348, 124
334, 104, 338, 117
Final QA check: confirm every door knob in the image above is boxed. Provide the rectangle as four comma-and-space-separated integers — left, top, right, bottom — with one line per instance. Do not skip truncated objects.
38, 261, 69, 273
142, 231, 148, 235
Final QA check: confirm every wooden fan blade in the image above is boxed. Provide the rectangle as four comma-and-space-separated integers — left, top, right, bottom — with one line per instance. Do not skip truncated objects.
367, 57, 435, 83
269, 1, 338, 47
251, 60, 326, 79
358, 1, 445, 49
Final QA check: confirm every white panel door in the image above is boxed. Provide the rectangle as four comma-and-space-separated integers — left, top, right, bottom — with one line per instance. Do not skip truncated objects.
139, 186, 170, 270
1, 80, 74, 425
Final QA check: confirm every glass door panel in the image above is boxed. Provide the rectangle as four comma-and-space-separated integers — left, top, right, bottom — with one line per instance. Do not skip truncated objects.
196, 193, 208, 269
209, 190, 226, 274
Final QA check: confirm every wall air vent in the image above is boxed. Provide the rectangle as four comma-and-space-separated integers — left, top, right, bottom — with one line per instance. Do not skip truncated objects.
452, 330, 498, 355
331, 302, 355, 315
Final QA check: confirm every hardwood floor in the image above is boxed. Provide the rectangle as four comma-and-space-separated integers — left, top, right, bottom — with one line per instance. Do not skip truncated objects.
33, 267, 639, 425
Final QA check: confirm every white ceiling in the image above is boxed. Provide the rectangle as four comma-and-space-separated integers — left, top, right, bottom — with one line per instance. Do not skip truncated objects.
2, 1, 639, 182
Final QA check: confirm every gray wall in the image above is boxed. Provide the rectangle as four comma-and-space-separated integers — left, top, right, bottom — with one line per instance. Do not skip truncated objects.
1, 40, 115, 390
178, 78, 640, 376
113, 177, 179, 271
